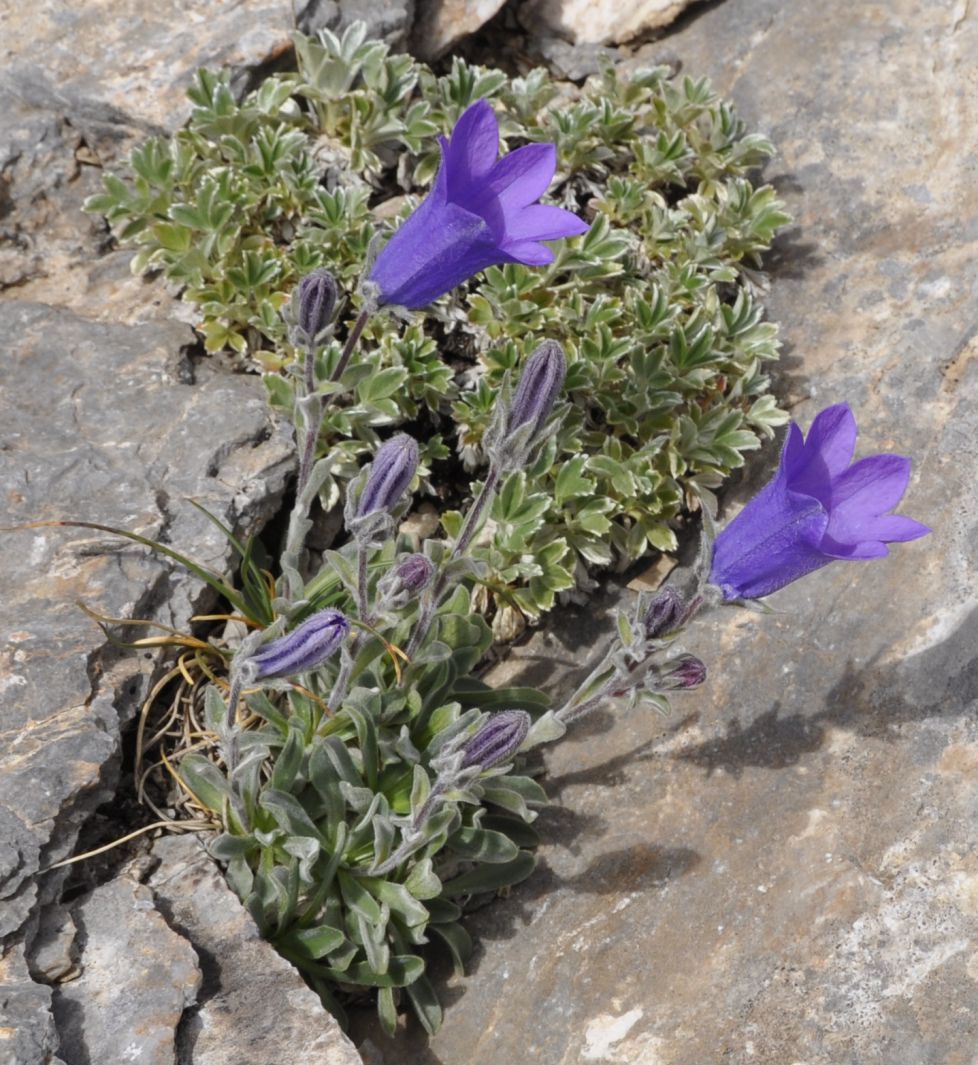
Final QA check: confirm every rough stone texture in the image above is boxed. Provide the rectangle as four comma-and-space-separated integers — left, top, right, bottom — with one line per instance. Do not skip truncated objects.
519, 0, 700, 46
0, 1, 413, 151
411, 0, 508, 61
52, 876, 201, 1065
0, 0, 413, 312
357, 1, 978, 1062
148, 834, 361, 1065
0, 3, 315, 1061
0, 298, 294, 1062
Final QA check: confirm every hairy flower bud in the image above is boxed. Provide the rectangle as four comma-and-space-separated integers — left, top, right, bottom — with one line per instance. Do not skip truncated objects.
248, 609, 349, 680
461, 710, 531, 770
643, 586, 685, 640
389, 553, 435, 596
356, 434, 419, 518
507, 340, 566, 438
656, 654, 707, 691
296, 269, 338, 340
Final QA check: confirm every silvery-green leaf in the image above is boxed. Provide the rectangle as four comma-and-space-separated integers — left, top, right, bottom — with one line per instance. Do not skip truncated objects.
285, 924, 346, 960
405, 972, 443, 1036
368, 879, 429, 929
430, 921, 472, 977
447, 826, 519, 864
356, 913, 390, 975
440, 851, 536, 898
259, 789, 328, 844
404, 857, 441, 901
523, 710, 567, 749
177, 754, 230, 814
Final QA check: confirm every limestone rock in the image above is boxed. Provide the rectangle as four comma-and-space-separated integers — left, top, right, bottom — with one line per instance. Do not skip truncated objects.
411, 0, 508, 61
519, 0, 700, 47
358, 0, 978, 1061
149, 834, 362, 1065
0, 0, 415, 302
52, 876, 201, 1065
0, 299, 293, 1060
0, 0, 413, 154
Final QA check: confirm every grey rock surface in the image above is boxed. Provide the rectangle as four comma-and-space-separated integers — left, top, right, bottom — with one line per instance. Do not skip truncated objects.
411, 0, 508, 62
357, 1, 978, 1062
519, 0, 700, 46
0, 298, 294, 1061
52, 876, 201, 1065
148, 834, 361, 1065
0, 2, 306, 1060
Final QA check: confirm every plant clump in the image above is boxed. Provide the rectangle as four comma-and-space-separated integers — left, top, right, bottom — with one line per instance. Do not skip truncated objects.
86, 24, 790, 637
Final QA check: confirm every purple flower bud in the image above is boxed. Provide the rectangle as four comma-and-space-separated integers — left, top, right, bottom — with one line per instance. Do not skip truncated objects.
390, 553, 435, 595
507, 340, 566, 438
643, 586, 685, 640
297, 269, 338, 339
248, 609, 349, 680
656, 654, 707, 691
356, 434, 419, 518
460, 710, 531, 770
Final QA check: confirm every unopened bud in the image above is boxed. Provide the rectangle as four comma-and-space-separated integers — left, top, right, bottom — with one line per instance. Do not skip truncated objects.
644, 586, 685, 640
297, 269, 338, 340
461, 710, 531, 770
507, 340, 566, 438
247, 609, 349, 679
356, 434, 419, 518
656, 654, 707, 691
387, 553, 435, 596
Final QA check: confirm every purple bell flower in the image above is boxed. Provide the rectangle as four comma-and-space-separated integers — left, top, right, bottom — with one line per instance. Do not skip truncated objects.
710, 403, 930, 600
367, 99, 589, 309
248, 609, 349, 679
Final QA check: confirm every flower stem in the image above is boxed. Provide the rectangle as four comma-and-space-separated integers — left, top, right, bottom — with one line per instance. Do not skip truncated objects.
295, 338, 321, 500
369, 782, 445, 876
328, 644, 354, 714
285, 308, 372, 591
356, 541, 370, 626
450, 466, 500, 563
405, 467, 501, 660
330, 307, 370, 386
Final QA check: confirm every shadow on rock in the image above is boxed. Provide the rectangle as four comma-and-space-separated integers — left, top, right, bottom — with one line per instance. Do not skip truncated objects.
350, 834, 700, 1061
673, 603, 978, 775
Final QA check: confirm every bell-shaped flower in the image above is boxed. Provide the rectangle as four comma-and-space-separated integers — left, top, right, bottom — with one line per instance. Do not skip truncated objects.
652, 654, 707, 691
710, 403, 930, 600
367, 99, 589, 309
487, 340, 567, 471
379, 553, 435, 599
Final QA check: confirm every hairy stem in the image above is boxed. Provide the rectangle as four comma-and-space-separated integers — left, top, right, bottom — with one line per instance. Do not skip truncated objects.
295, 339, 320, 500
330, 307, 370, 386
285, 309, 371, 593
405, 467, 501, 660
328, 641, 357, 712
356, 541, 370, 624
